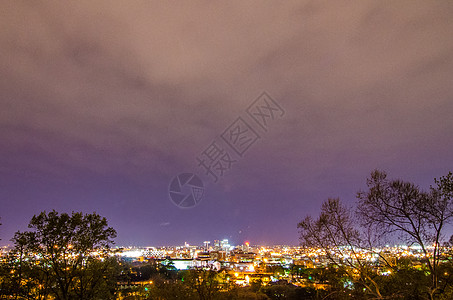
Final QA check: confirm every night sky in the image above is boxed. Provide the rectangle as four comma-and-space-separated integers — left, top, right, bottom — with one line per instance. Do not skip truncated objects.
1, 1, 453, 247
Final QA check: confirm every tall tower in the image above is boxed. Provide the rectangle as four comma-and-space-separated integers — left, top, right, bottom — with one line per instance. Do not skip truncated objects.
203, 241, 210, 251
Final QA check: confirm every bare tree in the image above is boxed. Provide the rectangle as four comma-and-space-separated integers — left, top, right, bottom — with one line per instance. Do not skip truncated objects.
298, 198, 383, 299
299, 171, 453, 299
357, 170, 453, 299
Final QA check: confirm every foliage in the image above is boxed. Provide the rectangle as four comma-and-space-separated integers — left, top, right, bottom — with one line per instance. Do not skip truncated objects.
0, 210, 118, 300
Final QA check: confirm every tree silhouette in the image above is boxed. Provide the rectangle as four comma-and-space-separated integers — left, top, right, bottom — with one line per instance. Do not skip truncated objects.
299, 171, 453, 300
298, 198, 383, 298
7, 210, 118, 300
357, 171, 453, 299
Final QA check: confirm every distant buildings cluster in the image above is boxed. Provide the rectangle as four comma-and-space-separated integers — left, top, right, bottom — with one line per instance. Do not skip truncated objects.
2, 239, 450, 290
110, 240, 442, 285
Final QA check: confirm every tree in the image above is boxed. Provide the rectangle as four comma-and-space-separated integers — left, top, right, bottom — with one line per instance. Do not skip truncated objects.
261, 281, 316, 300
298, 198, 383, 298
298, 171, 453, 299
181, 268, 228, 300
8, 210, 118, 300
150, 277, 194, 300
357, 171, 453, 299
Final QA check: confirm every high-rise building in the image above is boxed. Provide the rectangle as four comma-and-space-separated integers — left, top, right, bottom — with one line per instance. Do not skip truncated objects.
203, 241, 210, 251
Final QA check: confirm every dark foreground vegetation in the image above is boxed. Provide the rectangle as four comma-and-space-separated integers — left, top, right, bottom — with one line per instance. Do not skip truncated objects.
298, 170, 453, 300
0, 170, 452, 299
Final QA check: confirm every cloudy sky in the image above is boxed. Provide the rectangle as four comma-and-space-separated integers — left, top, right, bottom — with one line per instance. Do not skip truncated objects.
1, 0, 452, 247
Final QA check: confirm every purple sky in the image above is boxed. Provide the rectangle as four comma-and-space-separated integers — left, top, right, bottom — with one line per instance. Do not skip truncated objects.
1, 1, 453, 247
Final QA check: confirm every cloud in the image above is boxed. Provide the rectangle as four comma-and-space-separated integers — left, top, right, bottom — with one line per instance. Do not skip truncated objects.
1, 0, 452, 179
